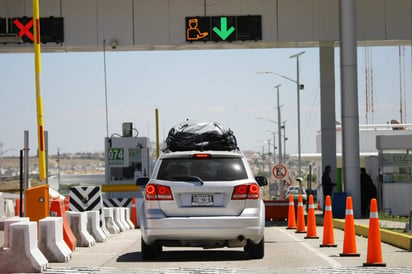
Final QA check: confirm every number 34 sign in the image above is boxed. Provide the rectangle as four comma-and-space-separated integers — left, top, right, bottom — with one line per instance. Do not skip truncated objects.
272, 164, 287, 179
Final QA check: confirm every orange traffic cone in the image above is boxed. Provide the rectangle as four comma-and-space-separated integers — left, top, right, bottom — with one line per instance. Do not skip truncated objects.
295, 194, 306, 233
320, 195, 337, 247
305, 194, 318, 239
340, 196, 360, 257
363, 198, 386, 267
286, 194, 297, 230
130, 197, 138, 228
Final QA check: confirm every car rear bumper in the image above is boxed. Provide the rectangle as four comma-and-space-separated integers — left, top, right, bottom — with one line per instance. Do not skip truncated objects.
140, 204, 265, 246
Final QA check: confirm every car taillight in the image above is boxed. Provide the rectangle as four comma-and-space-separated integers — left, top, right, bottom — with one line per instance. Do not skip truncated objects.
145, 183, 173, 200
231, 183, 260, 200
193, 153, 211, 159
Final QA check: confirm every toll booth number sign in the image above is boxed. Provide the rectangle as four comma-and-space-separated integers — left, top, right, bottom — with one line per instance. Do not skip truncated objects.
108, 148, 124, 166
186, 15, 261, 42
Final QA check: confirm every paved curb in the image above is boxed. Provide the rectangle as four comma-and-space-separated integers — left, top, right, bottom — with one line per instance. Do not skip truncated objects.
316, 216, 412, 251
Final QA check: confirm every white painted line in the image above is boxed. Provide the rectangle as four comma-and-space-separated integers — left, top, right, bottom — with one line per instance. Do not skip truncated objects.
275, 227, 342, 268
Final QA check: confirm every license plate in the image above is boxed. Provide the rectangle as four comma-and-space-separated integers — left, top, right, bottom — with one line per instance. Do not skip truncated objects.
191, 194, 213, 206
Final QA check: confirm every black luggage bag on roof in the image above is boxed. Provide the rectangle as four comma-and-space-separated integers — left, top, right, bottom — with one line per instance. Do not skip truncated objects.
165, 121, 238, 152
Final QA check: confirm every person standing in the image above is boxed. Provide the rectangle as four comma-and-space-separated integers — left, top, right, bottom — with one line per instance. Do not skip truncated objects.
360, 167, 377, 217
322, 165, 336, 212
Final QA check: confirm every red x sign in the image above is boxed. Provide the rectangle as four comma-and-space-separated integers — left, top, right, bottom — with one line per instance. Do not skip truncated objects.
14, 18, 34, 41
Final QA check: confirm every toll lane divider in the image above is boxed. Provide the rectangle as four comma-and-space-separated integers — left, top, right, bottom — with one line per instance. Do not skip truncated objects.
103, 207, 120, 234
87, 211, 107, 242
67, 211, 96, 247
113, 207, 127, 232
50, 198, 77, 251
0, 192, 20, 218
0, 193, 5, 217
0, 220, 48, 273
38, 217, 72, 262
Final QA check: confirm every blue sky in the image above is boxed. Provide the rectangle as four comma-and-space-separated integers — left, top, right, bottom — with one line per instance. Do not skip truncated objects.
0, 46, 410, 156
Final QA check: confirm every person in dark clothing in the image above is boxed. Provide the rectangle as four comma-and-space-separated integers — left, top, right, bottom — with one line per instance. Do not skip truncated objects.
360, 167, 377, 217
322, 165, 336, 212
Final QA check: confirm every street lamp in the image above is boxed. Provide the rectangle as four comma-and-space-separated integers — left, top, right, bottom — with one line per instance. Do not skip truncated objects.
274, 84, 283, 165
257, 117, 287, 164
290, 51, 305, 177
257, 50, 305, 177
263, 130, 277, 164
282, 122, 288, 160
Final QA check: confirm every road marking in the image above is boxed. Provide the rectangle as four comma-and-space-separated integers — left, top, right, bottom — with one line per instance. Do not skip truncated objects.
275, 227, 342, 268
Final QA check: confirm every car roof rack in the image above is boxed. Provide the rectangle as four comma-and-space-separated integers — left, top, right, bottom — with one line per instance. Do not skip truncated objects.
164, 121, 239, 152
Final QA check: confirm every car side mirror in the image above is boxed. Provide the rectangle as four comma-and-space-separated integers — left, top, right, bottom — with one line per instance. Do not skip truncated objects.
255, 176, 268, 187
136, 177, 150, 186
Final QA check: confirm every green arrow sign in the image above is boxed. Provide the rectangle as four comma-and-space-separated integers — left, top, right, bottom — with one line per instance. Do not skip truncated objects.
213, 17, 235, 41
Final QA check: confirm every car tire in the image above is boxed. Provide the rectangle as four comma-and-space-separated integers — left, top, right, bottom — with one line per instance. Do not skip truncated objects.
141, 237, 162, 260
245, 237, 264, 259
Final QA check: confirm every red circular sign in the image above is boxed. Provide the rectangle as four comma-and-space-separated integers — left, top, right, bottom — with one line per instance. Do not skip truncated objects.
272, 164, 287, 179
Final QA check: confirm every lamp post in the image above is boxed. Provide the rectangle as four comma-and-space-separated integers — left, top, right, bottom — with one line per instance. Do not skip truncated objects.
257, 50, 305, 177
274, 84, 283, 165
257, 117, 288, 164
282, 122, 288, 160
263, 130, 277, 164
289, 51, 305, 177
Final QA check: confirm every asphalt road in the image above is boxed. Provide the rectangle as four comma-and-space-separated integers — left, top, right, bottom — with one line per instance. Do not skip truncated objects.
45, 223, 412, 274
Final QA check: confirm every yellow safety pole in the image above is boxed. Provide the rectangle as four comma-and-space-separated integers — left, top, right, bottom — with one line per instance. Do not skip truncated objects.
32, 0, 47, 181
155, 108, 160, 159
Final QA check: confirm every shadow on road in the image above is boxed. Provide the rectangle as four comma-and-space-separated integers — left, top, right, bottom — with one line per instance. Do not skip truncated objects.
117, 250, 249, 262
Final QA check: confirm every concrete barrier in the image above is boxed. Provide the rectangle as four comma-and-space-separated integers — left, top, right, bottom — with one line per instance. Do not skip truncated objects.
101, 217, 111, 238
5, 200, 15, 217
66, 211, 96, 247
0, 193, 5, 217
86, 211, 107, 242
39, 217, 72, 262
49, 198, 77, 251
0, 221, 48, 273
113, 207, 126, 232
124, 207, 135, 230
103, 208, 120, 234
3, 217, 29, 248
119, 207, 131, 231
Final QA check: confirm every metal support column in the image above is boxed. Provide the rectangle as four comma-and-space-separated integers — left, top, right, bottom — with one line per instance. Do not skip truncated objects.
339, 0, 361, 217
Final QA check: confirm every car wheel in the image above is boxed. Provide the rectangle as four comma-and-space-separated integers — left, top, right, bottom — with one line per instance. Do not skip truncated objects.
245, 237, 264, 259
141, 237, 162, 260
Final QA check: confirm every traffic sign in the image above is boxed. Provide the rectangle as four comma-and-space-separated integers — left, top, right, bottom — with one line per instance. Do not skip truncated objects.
186, 17, 210, 41
211, 16, 236, 41
7, 17, 64, 43
272, 164, 287, 179
185, 15, 261, 42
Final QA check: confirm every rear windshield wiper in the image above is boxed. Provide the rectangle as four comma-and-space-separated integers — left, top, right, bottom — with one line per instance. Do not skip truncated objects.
172, 175, 204, 185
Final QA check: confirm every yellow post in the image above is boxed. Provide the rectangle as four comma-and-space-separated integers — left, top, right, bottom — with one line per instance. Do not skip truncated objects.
32, 0, 47, 181
155, 108, 160, 159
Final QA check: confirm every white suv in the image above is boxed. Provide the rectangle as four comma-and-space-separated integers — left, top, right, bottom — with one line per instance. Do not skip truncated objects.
137, 150, 267, 260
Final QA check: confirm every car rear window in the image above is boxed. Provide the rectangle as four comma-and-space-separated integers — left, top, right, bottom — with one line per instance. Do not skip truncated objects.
157, 157, 247, 181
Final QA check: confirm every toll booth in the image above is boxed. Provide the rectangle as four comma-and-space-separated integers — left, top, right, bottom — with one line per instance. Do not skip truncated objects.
377, 134, 412, 216
104, 122, 151, 199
